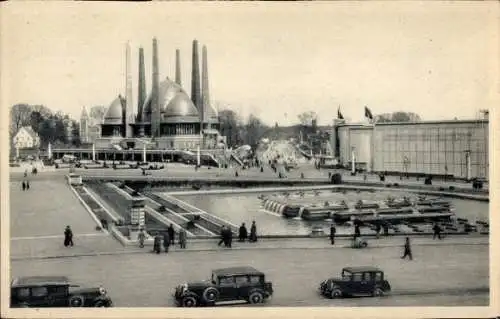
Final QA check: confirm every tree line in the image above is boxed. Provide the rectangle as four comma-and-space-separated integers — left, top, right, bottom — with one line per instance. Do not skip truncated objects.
10, 104, 80, 149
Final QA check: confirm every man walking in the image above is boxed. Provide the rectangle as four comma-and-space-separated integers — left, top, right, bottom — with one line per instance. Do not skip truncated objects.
179, 228, 187, 249
167, 224, 175, 245
22, 181, 26, 191
238, 223, 248, 242
218, 226, 226, 246
137, 229, 146, 248
432, 223, 442, 240
249, 221, 258, 242
64, 226, 74, 247
329, 223, 336, 245
401, 237, 413, 260
163, 231, 171, 253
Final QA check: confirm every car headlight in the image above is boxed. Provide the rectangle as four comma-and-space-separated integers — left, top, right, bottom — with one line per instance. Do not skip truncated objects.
99, 287, 107, 295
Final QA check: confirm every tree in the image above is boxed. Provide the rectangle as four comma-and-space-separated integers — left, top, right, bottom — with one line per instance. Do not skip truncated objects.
218, 109, 242, 148
375, 111, 421, 123
243, 114, 269, 149
298, 111, 317, 126
10, 104, 32, 136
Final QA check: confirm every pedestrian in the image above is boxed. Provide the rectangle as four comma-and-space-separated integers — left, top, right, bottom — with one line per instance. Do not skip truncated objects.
432, 223, 442, 240
218, 226, 226, 246
354, 223, 361, 238
137, 228, 146, 248
238, 223, 248, 242
153, 234, 161, 254
401, 237, 413, 260
167, 224, 175, 245
163, 231, 171, 253
329, 223, 336, 245
249, 221, 258, 242
375, 224, 381, 239
64, 225, 73, 247
226, 227, 233, 248
26, 181, 30, 191
22, 181, 26, 191
179, 228, 187, 249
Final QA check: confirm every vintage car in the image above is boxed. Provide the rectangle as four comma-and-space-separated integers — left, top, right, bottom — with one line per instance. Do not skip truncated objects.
11, 276, 113, 308
319, 267, 391, 298
173, 266, 273, 307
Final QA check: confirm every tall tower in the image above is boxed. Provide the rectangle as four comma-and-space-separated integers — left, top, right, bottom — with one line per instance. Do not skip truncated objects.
151, 38, 160, 138
80, 106, 89, 144
137, 47, 146, 137
175, 49, 182, 86
125, 42, 134, 138
201, 45, 210, 128
191, 40, 202, 113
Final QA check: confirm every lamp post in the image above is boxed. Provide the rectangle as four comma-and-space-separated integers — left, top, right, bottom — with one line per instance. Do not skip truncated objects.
351, 146, 356, 175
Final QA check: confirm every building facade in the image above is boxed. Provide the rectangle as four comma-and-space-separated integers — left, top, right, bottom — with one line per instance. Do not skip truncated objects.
334, 119, 489, 179
13, 126, 40, 150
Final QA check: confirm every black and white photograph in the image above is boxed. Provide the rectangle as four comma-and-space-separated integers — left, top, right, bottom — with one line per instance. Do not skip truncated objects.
1, 1, 498, 318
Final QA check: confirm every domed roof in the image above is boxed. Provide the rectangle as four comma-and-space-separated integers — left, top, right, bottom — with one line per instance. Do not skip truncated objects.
142, 77, 199, 123
165, 92, 199, 118
103, 96, 124, 125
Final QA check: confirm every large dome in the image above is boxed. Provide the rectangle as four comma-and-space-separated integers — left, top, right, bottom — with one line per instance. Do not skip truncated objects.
103, 96, 123, 125
142, 78, 199, 123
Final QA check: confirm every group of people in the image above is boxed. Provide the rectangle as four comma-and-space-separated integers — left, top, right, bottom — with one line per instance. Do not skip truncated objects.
149, 224, 187, 254
21, 180, 31, 191
217, 221, 259, 248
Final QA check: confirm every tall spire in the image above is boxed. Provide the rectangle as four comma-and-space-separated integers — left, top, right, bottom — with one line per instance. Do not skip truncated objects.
201, 45, 210, 126
152, 38, 160, 138
137, 47, 146, 122
125, 41, 134, 138
175, 49, 182, 86
191, 40, 201, 112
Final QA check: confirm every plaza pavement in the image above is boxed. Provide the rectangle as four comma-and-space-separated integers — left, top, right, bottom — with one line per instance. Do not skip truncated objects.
8, 171, 489, 306
10, 243, 489, 307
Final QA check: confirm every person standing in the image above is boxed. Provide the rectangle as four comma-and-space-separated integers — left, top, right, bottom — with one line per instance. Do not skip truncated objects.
249, 221, 258, 242
26, 181, 30, 191
226, 228, 233, 248
22, 181, 26, 191
179, 228, 187, 249
167, 224, 175, 245
329, 223, 336, 245
375, 224, 381, 239
153, 234, 161, 254
401, 237, 413, 260
137, 229, 146, 248
64, 226, 73, 247
433, 223, 442, 240
238, 223, 248, 242
163, 231, 171, 253
218, 226, 226, 246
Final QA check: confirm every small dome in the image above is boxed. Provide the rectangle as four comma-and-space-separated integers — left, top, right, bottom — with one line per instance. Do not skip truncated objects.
103, 96, 124, 125
165, 92, 199, 118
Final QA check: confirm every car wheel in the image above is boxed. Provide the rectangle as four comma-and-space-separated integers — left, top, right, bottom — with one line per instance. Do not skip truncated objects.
248, 291, 264, 304
330, 288, 343, 299
372, 287, 384, 297
182, 296, 197, 307
202, 287, 219, 303
69, 295, 85, 307
93, 300, 106, 307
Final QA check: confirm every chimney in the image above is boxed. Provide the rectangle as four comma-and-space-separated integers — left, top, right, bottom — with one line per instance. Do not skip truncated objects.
152, 38, 160, 138
137, 47, 146, 137
201, 45, 210, 127
125, 42, 134, 138
191, 40, 201, 113
175, 49, 182, 86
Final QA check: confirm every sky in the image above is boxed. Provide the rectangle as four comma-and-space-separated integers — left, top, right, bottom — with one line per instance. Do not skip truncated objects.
1, 2, 498, 126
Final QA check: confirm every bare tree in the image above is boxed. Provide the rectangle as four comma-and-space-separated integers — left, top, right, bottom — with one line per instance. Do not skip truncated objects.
10, 104, 32, 136
297, 111, 318, 126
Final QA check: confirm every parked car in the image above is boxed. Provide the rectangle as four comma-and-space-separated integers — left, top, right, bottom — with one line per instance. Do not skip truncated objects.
173, 266, 273, 307
319, 267, 391, 298
11, 276, 113, 308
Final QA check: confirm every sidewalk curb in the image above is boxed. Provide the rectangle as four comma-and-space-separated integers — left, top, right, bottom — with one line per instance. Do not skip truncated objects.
10, 241, 488, 261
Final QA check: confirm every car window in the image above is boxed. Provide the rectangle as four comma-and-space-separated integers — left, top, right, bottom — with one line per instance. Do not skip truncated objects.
374, 272, 383, 281
342, 272, 352, 281
48, 286, 67, 295
31, 287, 48, 297
235, 276, 249, 285
16, 288, 30, 298
363, 272, 373, 281
218, 276, 235, 286
352, 273, 363, 282
249, 276, 261, 284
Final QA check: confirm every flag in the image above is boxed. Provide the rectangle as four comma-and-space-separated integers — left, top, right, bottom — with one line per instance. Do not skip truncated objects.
337, 106, 344, 120
364, 106, 373, 120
